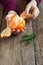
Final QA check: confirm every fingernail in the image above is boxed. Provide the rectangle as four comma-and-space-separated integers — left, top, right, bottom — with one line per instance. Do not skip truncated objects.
24, 27, 26, 29
21, 29, 24, 32
17, 30, 20, 32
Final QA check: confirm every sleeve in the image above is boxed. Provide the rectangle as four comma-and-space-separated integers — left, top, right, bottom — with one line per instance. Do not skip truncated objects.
36, 0, 41, 5
0, 0, 19, 14
25, 0, 41, 5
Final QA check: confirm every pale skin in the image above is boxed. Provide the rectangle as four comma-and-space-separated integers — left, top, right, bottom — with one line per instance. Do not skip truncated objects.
6, 0, 40, 33
25, 0, 40, 19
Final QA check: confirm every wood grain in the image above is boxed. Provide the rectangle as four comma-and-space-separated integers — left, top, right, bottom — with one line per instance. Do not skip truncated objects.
32, 1, 43, 65
0, 0, 35, 65
11, 21, 35, 65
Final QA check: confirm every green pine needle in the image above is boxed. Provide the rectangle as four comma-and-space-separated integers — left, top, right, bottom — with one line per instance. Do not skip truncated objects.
27, 39, 33, 43
23, 33, 37, 43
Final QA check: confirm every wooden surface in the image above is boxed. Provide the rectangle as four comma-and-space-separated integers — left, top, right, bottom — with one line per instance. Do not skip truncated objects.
32, 1, 43, 65
0, 0, 35, 65
0, 18, 35, 65
0, 0, 43, 65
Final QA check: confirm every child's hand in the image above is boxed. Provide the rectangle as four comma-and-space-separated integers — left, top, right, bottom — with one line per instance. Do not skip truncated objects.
5, 10, 26, 34
25, 0, 40, 19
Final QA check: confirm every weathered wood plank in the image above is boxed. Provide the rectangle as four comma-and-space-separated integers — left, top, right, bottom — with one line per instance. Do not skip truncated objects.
32, 1, 43, 65
0, 38, 14, 65
11, 21, 35, 65
0, 13, 14, 65
0, 15, 35, 65
11, 2, 35, 65
0, 0, 35, 65
0, 17, 35, 65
